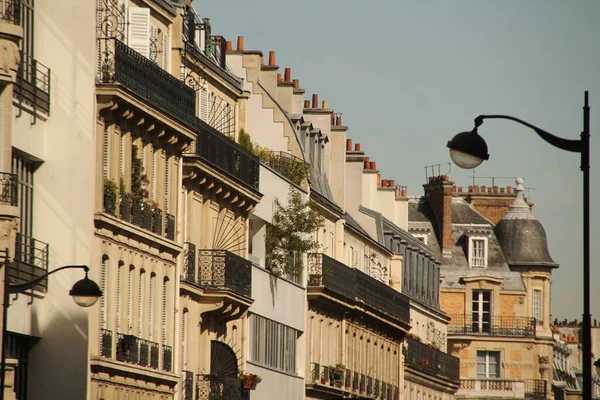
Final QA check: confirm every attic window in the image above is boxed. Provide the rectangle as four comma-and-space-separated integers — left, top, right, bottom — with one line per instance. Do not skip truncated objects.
469, 237, 488, 268
413, 234, 428, 245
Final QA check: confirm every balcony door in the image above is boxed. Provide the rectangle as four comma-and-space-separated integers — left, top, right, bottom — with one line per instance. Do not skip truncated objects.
472, 290, 491, 333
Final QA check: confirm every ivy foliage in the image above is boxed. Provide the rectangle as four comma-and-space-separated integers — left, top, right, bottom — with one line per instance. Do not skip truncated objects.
238, 128, 253, 152
265, 188, 324, 277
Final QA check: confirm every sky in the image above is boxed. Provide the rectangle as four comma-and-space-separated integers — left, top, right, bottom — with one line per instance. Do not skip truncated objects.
197, 0, 600, 321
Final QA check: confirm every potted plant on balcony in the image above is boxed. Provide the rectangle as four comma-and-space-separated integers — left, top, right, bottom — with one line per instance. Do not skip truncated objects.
239, 372, 261, 390
328, 363, 345, 387
103, 178, 118, 215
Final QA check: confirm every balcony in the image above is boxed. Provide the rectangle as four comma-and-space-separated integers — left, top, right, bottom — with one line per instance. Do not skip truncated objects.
114, 333, 174, 372
182, 40, 243, 90
0, 0, 20, 24
196, 374, 248, 400
403, 337, 460, 383
0, 172, 17, 206
14, 52, 51, 116
100, 329, 112, 358
310, 363, 399, 400
182, 370, 194, 400
10, 233, 49, 292
259, 151, 309, 186
447, 314, 536, 337
99, 38, 196, 128
307, 253, 410, 325
182, 249, 251, 298
458, 379, 547, 399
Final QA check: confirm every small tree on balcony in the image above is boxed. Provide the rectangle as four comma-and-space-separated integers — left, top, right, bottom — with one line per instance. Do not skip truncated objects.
131, 144, 149, 200
265, 188, 324, 278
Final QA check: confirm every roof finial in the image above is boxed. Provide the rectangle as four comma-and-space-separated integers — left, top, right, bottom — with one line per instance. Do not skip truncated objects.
502, 177, 534, 220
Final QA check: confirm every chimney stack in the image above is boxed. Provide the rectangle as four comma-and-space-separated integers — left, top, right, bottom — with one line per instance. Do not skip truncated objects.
304, 100, 310, 109
284, 68, 291, 82
237, 36, 244, 51
225, 41, 232, 51
424, 175, 455, 256
336, 113, 342, 126
312, 94, 318, 109
388, 180, 395, 187
293, 79, 299, 88
354, 143, 361, 152
268, 51, 276, 66
346, 139, 352, 151
277, 73, 282, 82
322, 100, 328, 109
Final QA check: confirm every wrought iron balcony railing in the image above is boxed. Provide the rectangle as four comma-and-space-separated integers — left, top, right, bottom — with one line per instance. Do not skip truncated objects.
0, 0, 21, 24
459, 379, 547, 399
0, 172, 17, 206
403, 337, 460, 382
107, 191, 169, 238
260, 151, 309, 186
182, 40, 242, 90
182, 370, 194, 400
186, 249, 251, 298
14, 52, 51, 115
99, 38, 196, 127
182, 242, 196, 282
192, 122, 260, 191
447, 314, 536, 337
165, 213, 175, 240
11, 233, 49, 292
307, 253, 410, 324
196, 374, 248, 400
310, 363, 399, 400
116, 333, 161, 370
100, 329, 112, 358
162, 344, 172, 372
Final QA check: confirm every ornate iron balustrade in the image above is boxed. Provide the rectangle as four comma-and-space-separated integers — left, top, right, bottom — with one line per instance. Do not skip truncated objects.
152, 208, 163, 235
162, 344, 172, 372
525, 379, 547, 400
114, 194, 168, 238
447, 314, 536, 337
310, 363, 399, 400
196, 374, 248, 400
182, 242, 196, 282
192, 121, 260, 191
0, 172, 17, 206
103, 182, 117, 215
195, 250, 252, 298
100, 329, 112, 358
182, 41, 242, 90
165, 213, 175, 240
403, 337, 460, 382
0, 0, 20, 24
115, 333, 161, 370
260, 151, 309, 186
12, 233, 49, 292
99, 38, 196, 126
307, 253, 410, 324
182, 370, 194, 400
14, 52, 51, 115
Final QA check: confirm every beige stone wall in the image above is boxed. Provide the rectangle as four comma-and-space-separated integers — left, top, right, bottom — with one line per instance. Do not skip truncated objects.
404, 379, 455, 400
440, 291, 465, 315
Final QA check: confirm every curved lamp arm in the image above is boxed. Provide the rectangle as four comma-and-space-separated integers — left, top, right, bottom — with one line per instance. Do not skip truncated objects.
475, 115, 583, 154
6, 265, 89, 294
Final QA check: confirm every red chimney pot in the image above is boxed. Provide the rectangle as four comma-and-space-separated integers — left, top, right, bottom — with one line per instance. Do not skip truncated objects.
237, 36, 244, 51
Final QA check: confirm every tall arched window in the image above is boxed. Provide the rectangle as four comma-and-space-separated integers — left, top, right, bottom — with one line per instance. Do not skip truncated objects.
116, 261, 124, 333
138, 269, 145, 336
100, 255, 109, 330
182, 309, 188, 371
162, 277, 169, 344
128, 266, 135, 333
149, 273, 156, 340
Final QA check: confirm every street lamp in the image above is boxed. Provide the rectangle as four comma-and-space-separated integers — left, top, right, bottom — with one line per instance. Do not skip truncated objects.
1, 263, 102, 399
446, 91, 591, 398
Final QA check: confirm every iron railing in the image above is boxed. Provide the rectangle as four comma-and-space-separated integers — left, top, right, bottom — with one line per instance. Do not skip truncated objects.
460, 378, 546, 399
311, 363, 399, 400
192, 123, 260, 191
182, 41, 242, 90
0, 172, 17, 206
152, 208, 163, 235
116, 333, 161, 370
14, 52, 51, 115
194, 250, 252, 298
182, 370, 194, 400
196, 374, 248, 400
307, 253, 410, 324
182, 242, 196, 282
447, 314, 536, 337
0, 0, 20, 24
114, 194, 167, 238
403, 337, 460, 382
165, 213, 175, 240
100, 38, 196, 127
12, 233, 49, 292
259, 151, 309, 186
100, 329, 112, 358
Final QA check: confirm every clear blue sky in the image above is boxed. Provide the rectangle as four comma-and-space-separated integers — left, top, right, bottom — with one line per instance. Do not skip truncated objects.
197, 0, 599, 321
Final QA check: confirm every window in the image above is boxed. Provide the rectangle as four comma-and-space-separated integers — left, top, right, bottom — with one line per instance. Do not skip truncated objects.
100, 256, 109, 330
533, 289, 542, 325
162, 277, 169, 343
12, 155, 35, 238
127, 266, 135, 333
476, 351, 500, 378
249, 314, 298, 374
469, 237, 487, 268
472, 290, 491, 333
413, 234, 428, 245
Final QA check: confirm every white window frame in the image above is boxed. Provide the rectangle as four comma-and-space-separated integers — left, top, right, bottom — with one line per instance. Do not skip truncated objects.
476, 350, 501, 378
468, 236, 488, 268
472, 290, 492, 333
532, 288, 543, 325
413, 233, 428, 245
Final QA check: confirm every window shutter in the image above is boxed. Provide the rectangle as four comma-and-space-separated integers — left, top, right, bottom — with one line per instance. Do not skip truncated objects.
103, 126, 110, 179
148, 274, 155, 339
116, 264, 122, 332
199, 87, 209, 122
162, 31, 170, 71
182, 311, 188, 369
164, 155, 170, 213
150, 25, 159, 63
128, 267, 134, 333
100, 257, 108, 329
162, 278, 168, 343
127, 7, 150, 58
138, 271, 145, 335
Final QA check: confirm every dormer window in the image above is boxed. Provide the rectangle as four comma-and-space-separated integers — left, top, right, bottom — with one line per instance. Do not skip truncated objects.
468, 236, 488, 268
413, 234, 428, 245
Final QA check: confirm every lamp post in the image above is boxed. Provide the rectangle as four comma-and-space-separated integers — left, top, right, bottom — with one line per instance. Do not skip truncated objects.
446, 91, 591, 398
0, 261, 102, 400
